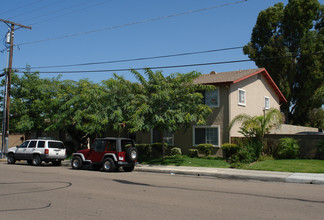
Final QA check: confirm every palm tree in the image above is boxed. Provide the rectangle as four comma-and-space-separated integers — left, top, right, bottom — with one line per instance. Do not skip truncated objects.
229, 108, 282, 156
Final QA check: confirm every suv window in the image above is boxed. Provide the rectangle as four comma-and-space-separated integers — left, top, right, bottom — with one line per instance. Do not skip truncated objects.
48, 141, 65, 149
19, 141, 30, 148
121, 140, 134, 152
37, 141, 45, 148
107, 140, 116, 151
28, 141, 37, 148
93, 140, 116, 152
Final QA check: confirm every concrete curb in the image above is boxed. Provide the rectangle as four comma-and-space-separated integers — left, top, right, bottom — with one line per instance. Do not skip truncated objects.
2, 159, 324, 185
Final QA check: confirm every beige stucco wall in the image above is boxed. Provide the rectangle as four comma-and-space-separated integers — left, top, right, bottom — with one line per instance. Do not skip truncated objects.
229, 73, 281, 138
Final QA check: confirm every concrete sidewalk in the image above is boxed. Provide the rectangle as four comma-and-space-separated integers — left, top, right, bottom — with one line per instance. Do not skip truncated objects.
2, 159, 324, 185
135, 164, 324, 185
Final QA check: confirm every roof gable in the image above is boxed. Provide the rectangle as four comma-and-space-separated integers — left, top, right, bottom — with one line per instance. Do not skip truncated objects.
194, 68, 287, 103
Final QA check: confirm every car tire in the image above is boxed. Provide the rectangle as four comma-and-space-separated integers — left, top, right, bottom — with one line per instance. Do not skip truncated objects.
71, 157, 83, 169
102, 158, 116, 172
32, 155, 42, 166
123, 164, 135, 172
126, 147, 138, 162
52, 160, 62, 166
7, 153, 16, 164
27, 160, 33, 165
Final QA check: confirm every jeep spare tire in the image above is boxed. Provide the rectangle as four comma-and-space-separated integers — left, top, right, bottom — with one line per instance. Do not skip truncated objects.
126, 147, 138, 162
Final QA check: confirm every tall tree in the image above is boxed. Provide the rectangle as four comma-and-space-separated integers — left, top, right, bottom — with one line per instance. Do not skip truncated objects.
130, 69, 213, 157
243, 0, 323, 125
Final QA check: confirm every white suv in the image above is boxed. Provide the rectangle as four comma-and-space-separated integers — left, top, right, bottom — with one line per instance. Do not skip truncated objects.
7, 139, 66, 166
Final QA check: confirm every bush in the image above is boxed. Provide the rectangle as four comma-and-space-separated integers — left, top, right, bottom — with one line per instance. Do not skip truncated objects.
275, 138, 300, 159
316, 140, 324, 160
188, 149, 199, 158
197, 144, 213, 156
135, 144, 152, 157
222, 143, 240, 160
151, 142, 168, 153
170, 147, 182, 156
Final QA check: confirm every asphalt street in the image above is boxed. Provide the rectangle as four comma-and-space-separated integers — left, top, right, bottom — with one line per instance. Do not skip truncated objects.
0, 162, 324, 220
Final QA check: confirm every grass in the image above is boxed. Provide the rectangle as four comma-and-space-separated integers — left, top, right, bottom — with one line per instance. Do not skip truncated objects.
140, 156, 324, 173
246, 159, 324, 173
140, 155, 231, 168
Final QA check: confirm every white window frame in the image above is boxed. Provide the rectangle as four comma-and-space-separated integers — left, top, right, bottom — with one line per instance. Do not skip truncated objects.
151, 129, 174, 146
192, 125, 220, 147
205, 88, 219, 107
264, 96, 270, 110
238, 88, 246, 106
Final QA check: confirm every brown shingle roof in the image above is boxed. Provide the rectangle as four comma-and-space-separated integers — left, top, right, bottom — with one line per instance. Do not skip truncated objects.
193, 68, 264, 84
194, 68, 287, 103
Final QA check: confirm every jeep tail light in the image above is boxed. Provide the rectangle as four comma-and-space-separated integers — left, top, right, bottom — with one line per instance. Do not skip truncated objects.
45, 149, 49, 154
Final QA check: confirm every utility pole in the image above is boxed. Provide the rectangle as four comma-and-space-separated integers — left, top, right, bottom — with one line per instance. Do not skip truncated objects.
0, 19, 31, 158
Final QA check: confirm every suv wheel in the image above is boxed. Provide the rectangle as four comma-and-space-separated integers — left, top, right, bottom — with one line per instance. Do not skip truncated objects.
102, 158, 116, 172
32, 155, 42, 166
123, 164, 135, 172
126, 147, 138, 162
7, 153, 16, 164
71, 157, 83, 169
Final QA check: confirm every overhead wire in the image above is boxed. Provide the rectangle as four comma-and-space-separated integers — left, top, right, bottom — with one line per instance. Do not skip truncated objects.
16, 46, 244, 69
14, 51, 324, 74
16, 0, 248, 46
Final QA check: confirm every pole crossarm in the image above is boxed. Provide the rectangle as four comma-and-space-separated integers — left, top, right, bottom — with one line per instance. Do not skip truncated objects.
0, 19, 32, 29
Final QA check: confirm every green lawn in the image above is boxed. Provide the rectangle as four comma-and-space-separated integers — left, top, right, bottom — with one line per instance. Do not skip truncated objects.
140, 156, 324, 173
140, 155, 231, 168
246, 159, 324, 173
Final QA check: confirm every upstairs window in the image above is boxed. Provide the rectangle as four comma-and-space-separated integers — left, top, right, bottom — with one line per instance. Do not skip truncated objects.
205, 88, 219, 107
238, 89, 246, 106
265, 96, 270, 109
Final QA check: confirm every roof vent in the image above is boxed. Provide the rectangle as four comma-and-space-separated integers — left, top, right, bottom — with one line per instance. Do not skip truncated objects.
210, 71, 217, 75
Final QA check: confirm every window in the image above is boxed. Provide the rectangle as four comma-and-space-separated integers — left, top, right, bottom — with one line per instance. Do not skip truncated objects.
48, 141, 65, 149
264, 96, 270, 109
238, 89, 246, 106
152, 129, 174, 146
121, 140, 134, 152
37, 141, 45, 148
28, 141, 37, 148
193, 126, 220, 146
19, 141, 29, 148
205, 88, 219, 107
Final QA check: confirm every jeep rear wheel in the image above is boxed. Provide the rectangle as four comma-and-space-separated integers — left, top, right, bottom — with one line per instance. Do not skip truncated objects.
32, 155, 42, 166
123, 164, 135, 172
71, 157, 83, 169
7, 153, 16, 164
102, 158, 116, 172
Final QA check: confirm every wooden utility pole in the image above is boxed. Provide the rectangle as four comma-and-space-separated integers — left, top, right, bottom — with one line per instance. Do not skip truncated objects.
0, 19, 31, 158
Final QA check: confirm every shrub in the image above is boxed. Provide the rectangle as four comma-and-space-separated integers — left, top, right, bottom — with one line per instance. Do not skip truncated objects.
275, 138, 300, 159
188, 149, 199, 158
135, 144, 152, 157
170, 147, 182, 156
222, 143, 240, 160
197, 144, 213, 156
316, 140, 324, 160
151, 142, 168, 152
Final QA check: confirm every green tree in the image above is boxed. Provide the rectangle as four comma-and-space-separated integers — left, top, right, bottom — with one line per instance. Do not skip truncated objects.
229, 108, 282, 158
130, 69, 213, 157
243, 0, 324, 125
2, 69, 61, 136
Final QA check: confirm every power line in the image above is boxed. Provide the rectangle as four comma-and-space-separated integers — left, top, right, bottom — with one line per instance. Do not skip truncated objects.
16, 0, 248, 46
0, 0, 43, 16
15, 51, 323, 74
16, 46, 244, 70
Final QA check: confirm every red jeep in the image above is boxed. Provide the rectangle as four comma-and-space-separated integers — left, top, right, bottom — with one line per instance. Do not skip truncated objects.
71, 138, 138, 172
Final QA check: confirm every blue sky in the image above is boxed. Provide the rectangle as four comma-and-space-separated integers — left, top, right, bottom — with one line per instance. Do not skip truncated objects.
1, 0, 318, 83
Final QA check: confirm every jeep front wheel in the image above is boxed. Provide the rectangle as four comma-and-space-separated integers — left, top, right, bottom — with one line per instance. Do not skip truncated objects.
71, 157, 83, 169
102, 158, 116, 172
